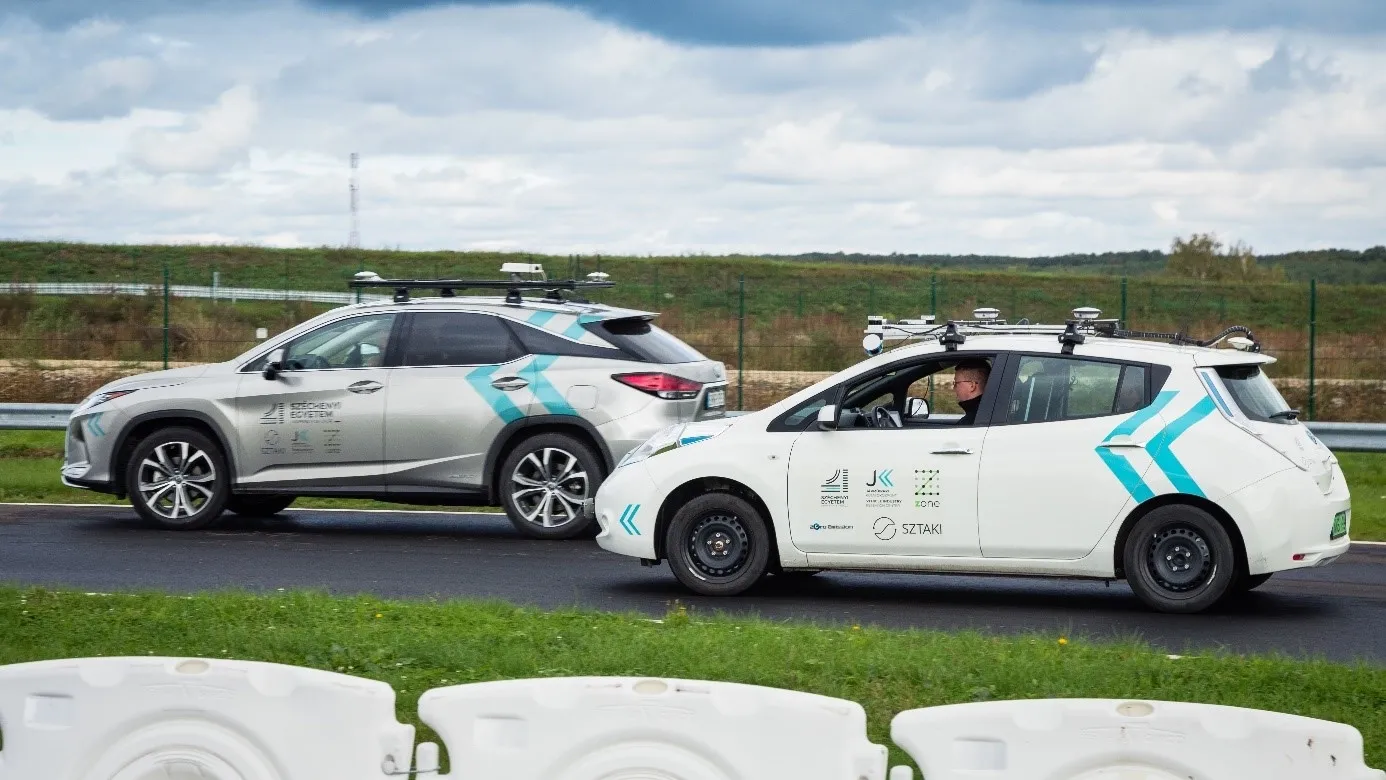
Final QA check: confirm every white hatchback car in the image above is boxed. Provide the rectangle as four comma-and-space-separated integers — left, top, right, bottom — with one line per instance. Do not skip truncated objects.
591, 309, 1352, 613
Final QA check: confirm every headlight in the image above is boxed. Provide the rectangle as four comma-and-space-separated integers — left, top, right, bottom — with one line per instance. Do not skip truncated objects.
618, 422, 729, 469
81, 389, 138, 410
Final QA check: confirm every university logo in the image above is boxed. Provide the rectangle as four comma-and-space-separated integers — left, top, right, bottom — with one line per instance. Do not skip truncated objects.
821, 469, 849, 494
260, 403, 285, 425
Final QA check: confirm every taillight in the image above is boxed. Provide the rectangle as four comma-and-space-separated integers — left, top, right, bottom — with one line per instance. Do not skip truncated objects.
612, 372, 703, 400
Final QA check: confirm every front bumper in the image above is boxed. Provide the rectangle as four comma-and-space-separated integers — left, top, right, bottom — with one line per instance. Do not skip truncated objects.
593, 463, 660, 560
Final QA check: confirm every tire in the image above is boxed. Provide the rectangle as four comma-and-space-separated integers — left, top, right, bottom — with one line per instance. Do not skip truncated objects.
1234, 572, 1274, 593
226, 495, 296, 517
665, 493, 771, 596
500, 433, 604, 540
124, 427, 230, 530
1123, 505, 1237, 614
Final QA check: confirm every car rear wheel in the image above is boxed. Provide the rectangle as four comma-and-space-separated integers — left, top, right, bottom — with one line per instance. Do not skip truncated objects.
501, 433, 603, 540
666, 493, 771, 596
226, 495, 296, 517
1123, 505, 1236, 614
125, 427, 230, 530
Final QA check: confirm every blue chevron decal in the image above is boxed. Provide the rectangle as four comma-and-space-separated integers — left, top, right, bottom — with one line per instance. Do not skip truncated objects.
618, 503, 641, 535
527, 310, 557, 328
562, 313, 603, 340
465, 364, 525, 423
1145, 397, 1216, 498
1095, 390, 1174, 501
525, 355, 577, 416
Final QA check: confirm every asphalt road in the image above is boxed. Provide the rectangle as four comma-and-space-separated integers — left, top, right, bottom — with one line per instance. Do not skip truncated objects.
2, 503, 1383, 663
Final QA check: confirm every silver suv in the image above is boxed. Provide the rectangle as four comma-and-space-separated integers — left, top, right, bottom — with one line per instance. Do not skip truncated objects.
60, 270, 728, 539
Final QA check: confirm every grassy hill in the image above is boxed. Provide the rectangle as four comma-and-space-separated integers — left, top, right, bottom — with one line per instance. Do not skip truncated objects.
2, 240, 1384, 381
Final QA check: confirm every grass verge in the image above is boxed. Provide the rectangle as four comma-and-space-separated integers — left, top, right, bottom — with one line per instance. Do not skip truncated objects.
1, 430, 1377, 538
1, 587, 1383, 769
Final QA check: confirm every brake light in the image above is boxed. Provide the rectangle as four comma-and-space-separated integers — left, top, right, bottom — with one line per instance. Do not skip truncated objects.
612, 372, 703, 400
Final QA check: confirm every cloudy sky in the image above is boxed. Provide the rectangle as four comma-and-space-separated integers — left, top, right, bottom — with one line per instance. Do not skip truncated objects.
1, 0, 1384, 256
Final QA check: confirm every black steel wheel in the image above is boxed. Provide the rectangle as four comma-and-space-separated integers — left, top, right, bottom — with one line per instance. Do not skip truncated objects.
1123, 505, 1236, 614
666, 493, 770, 596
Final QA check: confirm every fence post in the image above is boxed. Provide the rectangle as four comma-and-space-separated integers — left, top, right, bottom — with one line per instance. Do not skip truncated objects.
1308, 278, 1317, 421
1119, 277, 1128, 325
737, 275, 746, 411
928, 273, 938, 409
796, 278, 804, 318
652, 265, 660, 307
162, 261, 170, 370
867, 281, 875, 314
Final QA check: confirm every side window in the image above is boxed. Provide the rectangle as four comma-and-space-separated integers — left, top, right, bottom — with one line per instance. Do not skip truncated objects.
400, 312, 520, 367
1005, 356, 1146, 423
769, 391, 834, 432
280, 313, 397, 370
506, 320, 627, 360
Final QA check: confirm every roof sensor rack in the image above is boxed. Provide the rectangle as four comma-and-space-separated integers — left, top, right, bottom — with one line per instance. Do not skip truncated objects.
864, 306, 1261, 355
349, 265, 615, 305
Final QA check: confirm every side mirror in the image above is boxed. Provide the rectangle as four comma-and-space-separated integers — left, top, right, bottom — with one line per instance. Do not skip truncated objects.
906, 396, 930, 419
816, 404, 839, 431
262, 348, 286, 380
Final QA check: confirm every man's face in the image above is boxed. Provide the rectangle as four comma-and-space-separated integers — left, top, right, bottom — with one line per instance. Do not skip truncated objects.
954, 368, 986, 403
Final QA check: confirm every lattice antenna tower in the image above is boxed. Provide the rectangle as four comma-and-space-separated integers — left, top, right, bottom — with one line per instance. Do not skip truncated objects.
348, 152, 360, 249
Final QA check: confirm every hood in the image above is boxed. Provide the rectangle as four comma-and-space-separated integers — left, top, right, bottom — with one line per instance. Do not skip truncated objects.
96, 364, 213, 394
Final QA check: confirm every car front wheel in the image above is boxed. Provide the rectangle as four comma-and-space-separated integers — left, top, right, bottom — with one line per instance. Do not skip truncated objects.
1123, 505, 1236, 613
665, 493, 771, 596
125, 427, 230, 530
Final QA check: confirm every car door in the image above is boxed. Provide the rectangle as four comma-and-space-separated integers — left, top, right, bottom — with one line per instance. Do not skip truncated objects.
234, 312, 399, 489
977, 353, 1155, 559
784, 352, 1001, 557
383, 310, 532, 494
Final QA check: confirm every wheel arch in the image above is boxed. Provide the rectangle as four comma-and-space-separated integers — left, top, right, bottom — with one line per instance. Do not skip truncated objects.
653, 476, 780, 562
112, 411, 238, 498
1112, 494, 1248, 580
485, 415, 614, 503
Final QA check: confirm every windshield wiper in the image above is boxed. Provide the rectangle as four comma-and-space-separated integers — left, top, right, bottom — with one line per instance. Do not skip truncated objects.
1269, 409, 1301, 420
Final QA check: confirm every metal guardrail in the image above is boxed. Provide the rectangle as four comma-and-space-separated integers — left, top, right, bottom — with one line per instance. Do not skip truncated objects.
0, 403, 78, 431
0, 282, 390, 305
4, 403, 1385, 450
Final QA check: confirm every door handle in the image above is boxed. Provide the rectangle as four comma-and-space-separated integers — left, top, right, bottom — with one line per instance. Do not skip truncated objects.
1098, 435, 1146, 449
930, 447, 973, 455
347, 380, 383, 394
491, 376, 529, 391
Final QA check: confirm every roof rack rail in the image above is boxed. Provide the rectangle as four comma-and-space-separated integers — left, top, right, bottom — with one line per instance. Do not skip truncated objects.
347, 265, 615, 305
863, 307, 1260, 355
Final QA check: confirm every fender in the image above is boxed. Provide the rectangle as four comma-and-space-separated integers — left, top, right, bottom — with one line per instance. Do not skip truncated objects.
112, 409, 241, 485
483, 414, 616, 500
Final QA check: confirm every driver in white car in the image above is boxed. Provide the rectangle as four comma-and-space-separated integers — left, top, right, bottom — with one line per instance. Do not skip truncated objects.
953, 358, 991, 425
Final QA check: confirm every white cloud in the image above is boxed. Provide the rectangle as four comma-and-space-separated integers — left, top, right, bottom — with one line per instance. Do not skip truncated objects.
0, 2, 1382, 255
127, 84, 259, 174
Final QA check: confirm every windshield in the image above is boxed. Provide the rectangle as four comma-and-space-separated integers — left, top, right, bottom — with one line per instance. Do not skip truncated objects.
1215, 364, 1295, 424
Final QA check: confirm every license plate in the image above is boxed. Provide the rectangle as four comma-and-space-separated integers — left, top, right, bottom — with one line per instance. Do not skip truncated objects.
1331, 511, 1348, 540
705, 388, 726, 409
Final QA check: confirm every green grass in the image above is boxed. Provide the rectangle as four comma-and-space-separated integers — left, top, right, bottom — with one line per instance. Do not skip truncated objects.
4, 239, 1384, 334
0, 430, 1379, 536
1, 587, 1383, 769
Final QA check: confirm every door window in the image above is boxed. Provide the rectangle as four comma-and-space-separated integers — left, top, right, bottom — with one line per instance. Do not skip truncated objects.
280, 314, 397, 371
401, 312, 521, 367
1004, 356, 1147, 423
840, 354, 998, 428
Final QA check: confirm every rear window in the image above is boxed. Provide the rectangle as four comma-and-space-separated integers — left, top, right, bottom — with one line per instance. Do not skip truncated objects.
587, 318, 706, 364
1215, 364, 1296, 424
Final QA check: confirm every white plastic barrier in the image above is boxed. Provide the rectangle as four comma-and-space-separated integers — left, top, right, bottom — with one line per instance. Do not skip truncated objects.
417, 676, 887, 779
0, 657, 1381, 780
0, 657, 416, 780
891, 698, 1386, 780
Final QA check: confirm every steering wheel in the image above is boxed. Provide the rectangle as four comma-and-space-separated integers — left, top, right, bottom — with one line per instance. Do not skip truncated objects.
295, 354, 332, 370
872, 406, 898, 429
